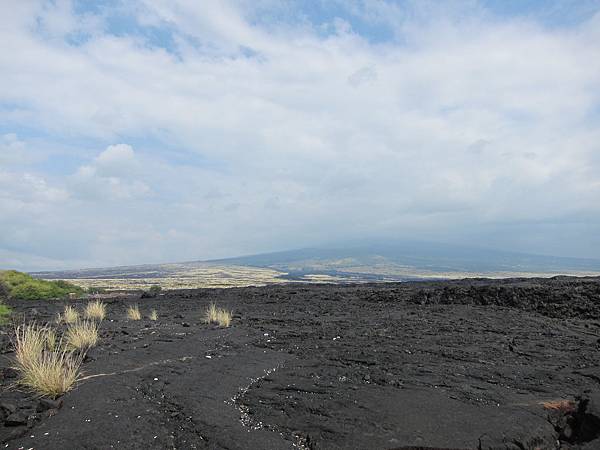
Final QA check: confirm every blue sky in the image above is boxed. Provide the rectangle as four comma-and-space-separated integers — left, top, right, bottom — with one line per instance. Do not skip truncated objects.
1, 0, 600, 270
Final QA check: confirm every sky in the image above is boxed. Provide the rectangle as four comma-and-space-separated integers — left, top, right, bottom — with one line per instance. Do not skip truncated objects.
1, 0, 600, 271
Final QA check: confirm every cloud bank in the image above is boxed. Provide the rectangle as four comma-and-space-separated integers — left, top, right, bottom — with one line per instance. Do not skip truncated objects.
1, 0, 599, 270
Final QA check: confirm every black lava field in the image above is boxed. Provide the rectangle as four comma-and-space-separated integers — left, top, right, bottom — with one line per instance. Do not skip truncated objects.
2, 277, 600, 449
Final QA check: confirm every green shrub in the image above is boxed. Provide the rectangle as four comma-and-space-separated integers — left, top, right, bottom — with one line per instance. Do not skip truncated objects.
0, 280, 9, 302
0, 270, 84, 301
141, 285, 162, 298
0, 281, 10, 323
149, 285, 162, 295
0, 303, 11, 324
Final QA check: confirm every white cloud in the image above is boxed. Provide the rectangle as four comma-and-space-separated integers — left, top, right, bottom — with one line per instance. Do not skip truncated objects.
71, 144, 150, 200
0, 133, 29, 165
0, 0, 599, 269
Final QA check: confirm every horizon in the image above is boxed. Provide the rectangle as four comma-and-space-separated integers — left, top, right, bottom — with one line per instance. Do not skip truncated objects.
2, 0, 600, 271
27, 239, 600, 275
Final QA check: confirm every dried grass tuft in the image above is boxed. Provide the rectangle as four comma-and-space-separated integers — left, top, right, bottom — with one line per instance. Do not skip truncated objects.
65, 320, 99, 350
204, 303, 232, 327
127, 304, 141, 321
13, 323, 83, 398
59, 305, 79, 324
84, 300, 106, 321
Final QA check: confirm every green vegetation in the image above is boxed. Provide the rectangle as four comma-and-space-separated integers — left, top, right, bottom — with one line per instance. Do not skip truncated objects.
0, 303, 11, 324
141, 284, 162, 298
149, 285, 162, 295
0, 270, 84, 301
0, 280, 11, 322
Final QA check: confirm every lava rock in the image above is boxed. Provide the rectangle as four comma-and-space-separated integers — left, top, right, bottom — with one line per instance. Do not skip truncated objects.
4, 411, 28, 426
36, 397, 63, 412
576, 394, 600, 443
1, 367, 18, 379
0, 402, 17, 414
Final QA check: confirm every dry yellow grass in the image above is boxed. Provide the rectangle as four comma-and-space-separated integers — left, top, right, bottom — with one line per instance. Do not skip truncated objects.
216, 309, 232, 327
204, 302, 218, 323
84, 300, 106, 321
13, 323, 83, 398
18, 346, 82, 398
149, 309, 158, 321
59, 305, 79, 324
14, 323, 47, 370
65, 320, 99, 350
204, 303, 232, 327
45, 328, 57, 351
127, 304, 141, 321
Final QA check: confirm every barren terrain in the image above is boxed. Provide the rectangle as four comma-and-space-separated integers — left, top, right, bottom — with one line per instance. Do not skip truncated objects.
1, 277, 600, 449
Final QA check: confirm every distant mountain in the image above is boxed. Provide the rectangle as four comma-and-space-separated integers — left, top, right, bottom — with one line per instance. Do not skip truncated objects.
32, 241, 600, 286
208, 241, 600, 279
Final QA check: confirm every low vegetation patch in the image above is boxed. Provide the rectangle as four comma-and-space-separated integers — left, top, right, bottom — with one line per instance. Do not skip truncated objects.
141, 285, 163, 298
84, 300, 106, 320
65, 320, 99, 350
0, 280, 12, 323
149, 309, 158, 321
0, 270, 84, 301
127, 304, 142, 321
13, 323, 83, 397
204, 303, 232, 327
0, 303, 11, 324
59, 305, 79, 324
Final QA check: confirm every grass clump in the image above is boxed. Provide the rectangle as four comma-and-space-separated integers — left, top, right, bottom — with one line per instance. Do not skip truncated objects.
45, 328, 57, 351
217, 309, 232, 327
19, 348, 82, 398
65, 320, 99, 350
0, 270, 84, 301
13, 323, 83, 397
204, 303, 218, 323
127, 305, 141, 321
58, 305, 79, 324
149, 309, 158, 321
204, 303, 232, 327
84, 300, 106, 321
14, 323, 48, 370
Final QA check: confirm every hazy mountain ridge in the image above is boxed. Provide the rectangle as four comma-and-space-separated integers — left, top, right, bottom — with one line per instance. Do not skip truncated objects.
209, 242, 600, 275
31, 242, 600, 290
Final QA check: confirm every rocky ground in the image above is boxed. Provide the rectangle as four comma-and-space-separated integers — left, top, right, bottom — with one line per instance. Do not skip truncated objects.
1, 277, 600, 449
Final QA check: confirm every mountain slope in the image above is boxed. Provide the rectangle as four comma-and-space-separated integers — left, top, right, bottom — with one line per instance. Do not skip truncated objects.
209, 241, 600, 278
